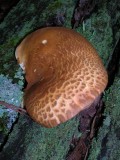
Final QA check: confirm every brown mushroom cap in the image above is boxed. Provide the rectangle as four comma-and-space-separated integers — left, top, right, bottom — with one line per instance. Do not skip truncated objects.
15, 27, 108, 128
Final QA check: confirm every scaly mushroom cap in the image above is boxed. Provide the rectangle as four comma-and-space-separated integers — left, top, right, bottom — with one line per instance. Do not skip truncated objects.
15, 27, 108, 128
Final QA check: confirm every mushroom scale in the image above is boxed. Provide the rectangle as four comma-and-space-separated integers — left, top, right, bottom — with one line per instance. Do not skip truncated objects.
15, 27, 108, 128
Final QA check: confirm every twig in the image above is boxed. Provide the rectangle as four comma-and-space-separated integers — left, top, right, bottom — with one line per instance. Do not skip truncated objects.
0, 100, 27, 115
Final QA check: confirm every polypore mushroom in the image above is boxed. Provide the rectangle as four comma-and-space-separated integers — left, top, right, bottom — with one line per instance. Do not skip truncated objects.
15, 27, 108, 128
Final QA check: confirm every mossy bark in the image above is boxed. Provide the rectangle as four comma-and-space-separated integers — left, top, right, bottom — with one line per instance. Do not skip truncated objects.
0, 0, 120, 159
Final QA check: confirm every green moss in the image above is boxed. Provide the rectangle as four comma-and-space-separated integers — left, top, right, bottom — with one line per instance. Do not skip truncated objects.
41, 0, 75, 28
24, 118, 80, 160
0, 116, 8, 134
42, 1, 63, 19
0, 115, 80, 160
0, 38, 19, 78
46, 1, 63, 11
76, 1, 113, 65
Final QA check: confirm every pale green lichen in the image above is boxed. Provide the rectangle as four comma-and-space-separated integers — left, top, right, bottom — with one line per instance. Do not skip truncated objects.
0, 71, 23, 131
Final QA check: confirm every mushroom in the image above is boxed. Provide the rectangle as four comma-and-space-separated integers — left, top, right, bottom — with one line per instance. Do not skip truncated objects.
15, 27, 108, 128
